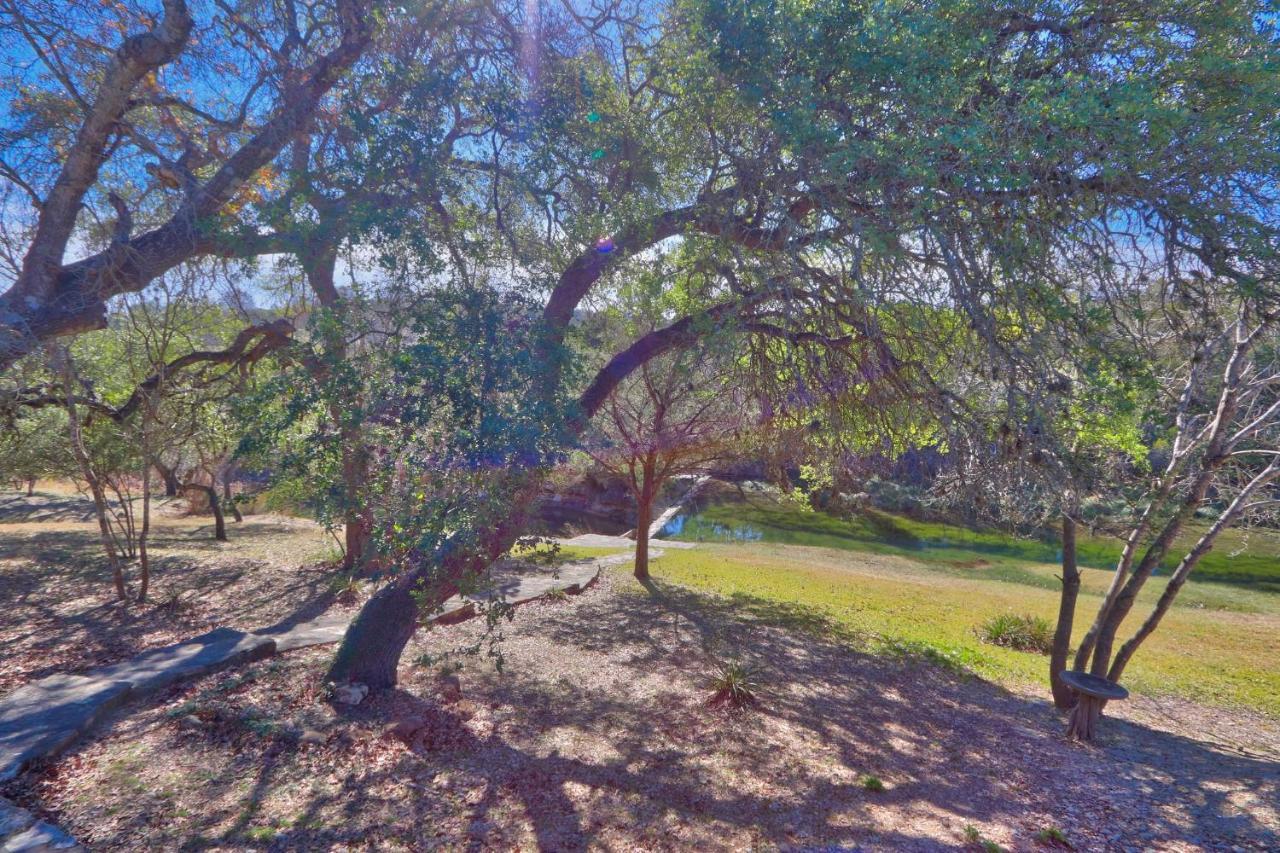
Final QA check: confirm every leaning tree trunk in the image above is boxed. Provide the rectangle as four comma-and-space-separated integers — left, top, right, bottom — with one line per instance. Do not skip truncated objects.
188, 483, 227, 541
1050, 513, 1081, 710
326, 489, 538, 689
325, 576, 422, 689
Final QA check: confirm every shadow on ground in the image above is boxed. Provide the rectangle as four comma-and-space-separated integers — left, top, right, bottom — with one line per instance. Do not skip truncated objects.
24, 572, 1275, 851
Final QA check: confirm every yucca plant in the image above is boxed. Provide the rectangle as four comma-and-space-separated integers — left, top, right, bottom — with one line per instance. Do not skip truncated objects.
708, 660, 761, 708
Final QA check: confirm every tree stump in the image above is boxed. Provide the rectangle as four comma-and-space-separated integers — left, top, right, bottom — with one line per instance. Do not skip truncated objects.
1060, 671, 1128, 742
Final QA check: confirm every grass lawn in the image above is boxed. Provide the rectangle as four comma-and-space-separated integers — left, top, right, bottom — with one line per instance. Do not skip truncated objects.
663, 501, 1280, 716
670, 498, 1280, 593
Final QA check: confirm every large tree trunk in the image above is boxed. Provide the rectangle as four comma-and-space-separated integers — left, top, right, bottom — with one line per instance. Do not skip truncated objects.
155, 461, 180, 497
1050, 513, 1081, 710
326, 488, 538, 689
325, 577, 421, 689
1066, 694, 1104, 741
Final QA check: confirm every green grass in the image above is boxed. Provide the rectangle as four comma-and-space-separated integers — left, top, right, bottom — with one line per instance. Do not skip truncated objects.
650, 505, 1280, 715
670, 499, 1280, 595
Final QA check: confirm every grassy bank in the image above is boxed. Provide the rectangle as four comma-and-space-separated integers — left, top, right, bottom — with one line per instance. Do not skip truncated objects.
645, 542, 1280, 715
660, 500, 1280, 715
670, 499, 1280, 593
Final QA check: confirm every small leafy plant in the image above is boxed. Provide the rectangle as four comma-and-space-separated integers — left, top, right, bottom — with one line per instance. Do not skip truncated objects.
860, 774, 885, 792
961, 825, 1006, 853
977, 613, 1054, 654
330, 574, 363, 603
707, 659, 761, 708
544, 587, 569, 603
1036, 826, 1071, 848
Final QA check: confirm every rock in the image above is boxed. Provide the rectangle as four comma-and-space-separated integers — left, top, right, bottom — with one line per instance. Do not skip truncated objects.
298, 729, 327, 746
333, 683, 368, 706
178, 714, 203, 730
385, 716, 427, 744
436, 674, 462, 705
0, 798, 82, 851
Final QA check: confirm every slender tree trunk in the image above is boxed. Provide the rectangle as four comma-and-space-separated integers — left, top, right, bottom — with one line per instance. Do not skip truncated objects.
634, 459, 657, 581
1050, 513, 1081, 710
25, 477, 35, 496
303, 243, 374, 575
1087, 478, 1212, 677
340, 430, 371, 573
188, 483, 227, 541
138, 449, 152, 603
223, 473, 242, 522
57, 350, 127, 599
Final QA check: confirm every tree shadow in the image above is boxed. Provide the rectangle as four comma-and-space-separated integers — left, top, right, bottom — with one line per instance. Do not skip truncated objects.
10, 572, 1277, 850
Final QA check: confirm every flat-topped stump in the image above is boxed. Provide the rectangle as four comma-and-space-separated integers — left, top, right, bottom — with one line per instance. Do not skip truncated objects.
1061, 671, 1128, 741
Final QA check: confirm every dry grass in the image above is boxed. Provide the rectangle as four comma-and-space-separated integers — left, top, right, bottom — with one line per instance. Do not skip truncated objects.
6, 566, 1276, 851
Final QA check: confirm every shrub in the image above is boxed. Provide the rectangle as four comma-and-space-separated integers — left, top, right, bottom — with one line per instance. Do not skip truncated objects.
330, 574, 363, 603
860, 774, 885, 792
1036, 826, 1071, 848
977, 613, 1054, 654
707, 660, 761, 708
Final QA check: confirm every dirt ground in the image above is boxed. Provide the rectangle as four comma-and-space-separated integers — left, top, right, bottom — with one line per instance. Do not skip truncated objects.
0, 488, 348, 694
4, 561, 1276, 851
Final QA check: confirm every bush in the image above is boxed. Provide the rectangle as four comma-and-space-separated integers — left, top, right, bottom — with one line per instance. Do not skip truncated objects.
977, 613, 1054, 654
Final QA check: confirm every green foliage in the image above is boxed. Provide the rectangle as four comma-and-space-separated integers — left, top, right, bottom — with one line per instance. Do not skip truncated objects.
1036, 826, 1071, 848
242, 286, 575, 581
707, 659, 761, 707
859, 774, 885, 792
977, 614, 1054, 655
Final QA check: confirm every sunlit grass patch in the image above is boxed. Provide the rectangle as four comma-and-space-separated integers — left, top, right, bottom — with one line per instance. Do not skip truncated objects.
640, 542, 1280, 715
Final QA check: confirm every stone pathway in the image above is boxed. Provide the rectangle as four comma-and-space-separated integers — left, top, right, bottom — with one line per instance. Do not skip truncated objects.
559, 533, 698, 550
0, 556, 608, 850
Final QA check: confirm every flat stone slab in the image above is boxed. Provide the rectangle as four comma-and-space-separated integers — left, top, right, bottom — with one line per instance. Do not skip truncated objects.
559, 533, 697, 550
260, 612, 354, 652
0, 676, 132, 784
1, 797, 83, 851
434, 558, 604, 618
92, 628, 276, 698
